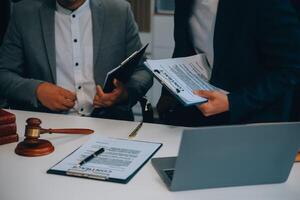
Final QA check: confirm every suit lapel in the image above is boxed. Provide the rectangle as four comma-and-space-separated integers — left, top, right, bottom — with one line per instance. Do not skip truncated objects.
91, 0, 105, 77
39, 0, 56, 83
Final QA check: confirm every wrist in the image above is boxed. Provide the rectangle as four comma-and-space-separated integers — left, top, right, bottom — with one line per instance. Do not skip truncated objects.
36, 82, 46, 101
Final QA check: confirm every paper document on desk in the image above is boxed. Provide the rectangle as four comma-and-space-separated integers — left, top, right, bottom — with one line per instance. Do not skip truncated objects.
47, 135, 162, 183
145, 54, 228, 106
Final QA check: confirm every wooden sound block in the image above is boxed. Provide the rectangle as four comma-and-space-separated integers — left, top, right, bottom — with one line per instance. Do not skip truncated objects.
15, 139, 54, 157
296, 152, 300, 162
0, 134, 19, 145
0, 109, 16, 125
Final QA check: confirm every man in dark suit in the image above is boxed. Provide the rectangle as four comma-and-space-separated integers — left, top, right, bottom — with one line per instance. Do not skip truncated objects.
157, 0, 300, 127
291, 0, 300, 18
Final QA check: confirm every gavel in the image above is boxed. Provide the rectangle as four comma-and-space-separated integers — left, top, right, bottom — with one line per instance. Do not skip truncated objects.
24, 118, 93, 140
15, 118, 94, 157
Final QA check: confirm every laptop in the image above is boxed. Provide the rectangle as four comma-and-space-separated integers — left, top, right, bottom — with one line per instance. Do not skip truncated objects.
152, 123, 300, 191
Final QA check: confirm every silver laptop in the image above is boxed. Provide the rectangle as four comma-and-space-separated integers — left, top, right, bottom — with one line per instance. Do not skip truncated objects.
152, 123, 300, 191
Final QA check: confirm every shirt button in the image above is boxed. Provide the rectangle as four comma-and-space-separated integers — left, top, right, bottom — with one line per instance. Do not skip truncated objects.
78, 86, 82, 90
80, 108, 84, 112
75, 62, 79, 66
74, 39, 78, 43
72, 14, 76, 18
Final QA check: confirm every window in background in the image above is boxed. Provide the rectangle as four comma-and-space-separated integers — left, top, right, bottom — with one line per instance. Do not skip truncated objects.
127, 0, 151, 32
155, 0, 175, 15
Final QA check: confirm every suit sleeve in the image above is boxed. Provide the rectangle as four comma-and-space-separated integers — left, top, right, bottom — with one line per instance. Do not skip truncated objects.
123, 3, 153, 107
228, 0, 300, 122
0, 6, 42, 108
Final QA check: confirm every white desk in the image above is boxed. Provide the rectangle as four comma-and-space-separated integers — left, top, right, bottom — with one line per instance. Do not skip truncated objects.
0, 110, 299, 200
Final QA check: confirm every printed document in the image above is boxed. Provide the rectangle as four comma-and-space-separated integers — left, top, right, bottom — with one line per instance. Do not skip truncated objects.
145, 54, 228, 106
48, 135, 161, 181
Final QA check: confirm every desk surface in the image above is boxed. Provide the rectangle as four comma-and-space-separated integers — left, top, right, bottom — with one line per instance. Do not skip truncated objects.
0, 110, 299, 200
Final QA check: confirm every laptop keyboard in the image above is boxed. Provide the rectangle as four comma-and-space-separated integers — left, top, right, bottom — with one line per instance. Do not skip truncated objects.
164, 169, 175, 180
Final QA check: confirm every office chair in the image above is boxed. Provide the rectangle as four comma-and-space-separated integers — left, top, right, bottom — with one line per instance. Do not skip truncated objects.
139, 96, 154, 123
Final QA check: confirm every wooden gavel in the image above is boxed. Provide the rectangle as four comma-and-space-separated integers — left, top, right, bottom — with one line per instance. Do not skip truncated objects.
24, 118, 94, 140
15, 118, 94, 157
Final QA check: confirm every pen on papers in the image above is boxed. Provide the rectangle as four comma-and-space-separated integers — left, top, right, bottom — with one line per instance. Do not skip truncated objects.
128, 122, 143, 138
78, 147, 105, 166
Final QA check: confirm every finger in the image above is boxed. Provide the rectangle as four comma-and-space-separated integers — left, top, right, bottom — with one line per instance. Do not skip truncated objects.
112, 79, 125, 97
113, 79, 123, 89
193, 90, 214, 99
94, 99, 111, 108
94, 105, 102, 109
58, 96, 74, 109
94, 94, 100, 102
62, 98, 75, 109
52, 102, 70, 112
93, 101, 105, 108
196, 103, 211, 117
111, 88, 122, 99
93, 97, 103, 105
60, 89, 77, 101
198, 103, 209, 111
96, 85, 105, 97
99, 89, 119, 102
101, 100, 114, 107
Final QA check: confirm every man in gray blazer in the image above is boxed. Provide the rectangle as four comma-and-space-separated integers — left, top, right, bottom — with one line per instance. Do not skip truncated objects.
0, 0, 153, 120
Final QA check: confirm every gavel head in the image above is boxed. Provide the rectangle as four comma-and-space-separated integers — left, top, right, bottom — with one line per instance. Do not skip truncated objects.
25, 118, 42, 140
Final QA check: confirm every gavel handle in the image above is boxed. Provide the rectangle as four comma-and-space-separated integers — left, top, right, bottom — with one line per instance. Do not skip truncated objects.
41, 129, 94, 135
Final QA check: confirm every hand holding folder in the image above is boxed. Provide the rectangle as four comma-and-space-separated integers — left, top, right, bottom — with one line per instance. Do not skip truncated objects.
103, 44, 149, 93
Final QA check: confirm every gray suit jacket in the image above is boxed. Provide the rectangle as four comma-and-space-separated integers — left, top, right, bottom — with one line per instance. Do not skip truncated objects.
0, 0, 153, 120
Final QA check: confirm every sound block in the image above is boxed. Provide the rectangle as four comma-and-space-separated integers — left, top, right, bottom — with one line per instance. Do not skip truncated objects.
0, 134, 19, 145
296, 152, 300, 162
15, 139, 54, 157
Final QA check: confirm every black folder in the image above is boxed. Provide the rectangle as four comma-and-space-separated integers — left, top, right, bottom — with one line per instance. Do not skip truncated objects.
103, 44, 149, 93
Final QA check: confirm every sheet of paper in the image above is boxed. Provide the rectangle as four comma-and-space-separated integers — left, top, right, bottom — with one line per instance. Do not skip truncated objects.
50, 135, 161, 180
145, 54, 228, 105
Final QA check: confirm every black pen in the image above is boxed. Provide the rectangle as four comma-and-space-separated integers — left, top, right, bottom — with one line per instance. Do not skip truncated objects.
78, 148, 105, 166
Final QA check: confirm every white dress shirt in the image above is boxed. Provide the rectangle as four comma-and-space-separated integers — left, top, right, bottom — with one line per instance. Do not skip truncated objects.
55, 0, 96, 116
189, 0, 219, 80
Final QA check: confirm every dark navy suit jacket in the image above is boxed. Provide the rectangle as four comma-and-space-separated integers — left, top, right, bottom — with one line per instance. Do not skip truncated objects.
158, 0, 300, 126
0, 0, 10, 45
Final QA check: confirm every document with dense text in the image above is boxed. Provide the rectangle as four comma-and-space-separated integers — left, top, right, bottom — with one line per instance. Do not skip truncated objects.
47, 135, 162, 184
145, 54, 228, 106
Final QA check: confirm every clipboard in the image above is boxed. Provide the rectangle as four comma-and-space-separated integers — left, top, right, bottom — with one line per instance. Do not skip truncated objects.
47, 136, 162, 184
103, 44, 149, 93
149, 68, 208, 107
144, 55, 228, 107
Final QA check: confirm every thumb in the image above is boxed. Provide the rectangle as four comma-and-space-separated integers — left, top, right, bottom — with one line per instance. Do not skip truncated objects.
193, 90, 214, 99
113, 79, 123, 89
96, 85, 105, 97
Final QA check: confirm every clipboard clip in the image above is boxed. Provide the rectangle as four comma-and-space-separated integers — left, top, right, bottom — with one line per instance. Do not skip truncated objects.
67, 166, 109, 181
154, 69, 183, 94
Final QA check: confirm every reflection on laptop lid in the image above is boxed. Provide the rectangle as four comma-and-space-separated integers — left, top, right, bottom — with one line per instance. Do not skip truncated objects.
152, 123, 300, 191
